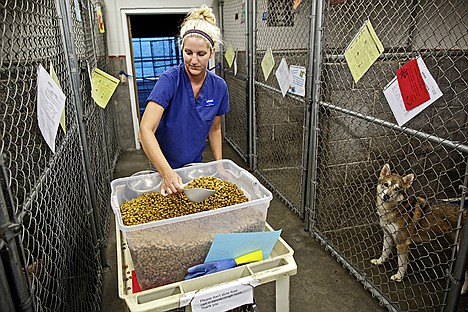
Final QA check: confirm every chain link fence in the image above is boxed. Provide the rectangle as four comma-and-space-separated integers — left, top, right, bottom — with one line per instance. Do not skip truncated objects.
222, 0, 311, 216
312, 0, 467, 311
0, 0, 119, 311
253, 0, 311, 216
223, 0, 467, 310
221, 0, 251, 164
71, 0, 119, 245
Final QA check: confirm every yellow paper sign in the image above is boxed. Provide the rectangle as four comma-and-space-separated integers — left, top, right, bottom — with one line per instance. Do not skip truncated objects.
261, 48, 275, 81
49, 62, 66, 134
91, 68, 119, 108
97, 9, 105, 33
344, 20, 384, 83
225, 46, 235, 68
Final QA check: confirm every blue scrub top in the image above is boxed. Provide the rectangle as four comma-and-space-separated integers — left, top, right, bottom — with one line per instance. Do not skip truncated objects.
146, 64, 230, 169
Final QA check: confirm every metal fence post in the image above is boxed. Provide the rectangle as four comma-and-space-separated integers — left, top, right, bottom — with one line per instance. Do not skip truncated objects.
302, 0, 319, 231
0, 254, 15, 312
303, 0, 324, 231
247, 0, 256, 171
0, 155, 34, 312
445, 159, 468, 311
218, 0, 227, 143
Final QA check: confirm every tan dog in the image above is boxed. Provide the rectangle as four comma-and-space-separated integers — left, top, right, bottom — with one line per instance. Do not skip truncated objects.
371, 164, 467, 289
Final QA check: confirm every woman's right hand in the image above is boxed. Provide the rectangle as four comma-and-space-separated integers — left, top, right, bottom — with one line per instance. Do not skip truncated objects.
160, 170, 183, 196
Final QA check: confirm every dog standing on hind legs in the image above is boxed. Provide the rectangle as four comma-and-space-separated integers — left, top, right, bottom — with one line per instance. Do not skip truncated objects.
370, 163, 468, 292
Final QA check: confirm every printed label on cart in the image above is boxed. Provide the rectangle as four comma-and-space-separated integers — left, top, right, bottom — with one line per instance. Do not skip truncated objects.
190, 280, 253, 312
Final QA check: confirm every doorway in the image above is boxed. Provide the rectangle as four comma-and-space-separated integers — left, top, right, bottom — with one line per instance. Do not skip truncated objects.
128, 13, 186, 119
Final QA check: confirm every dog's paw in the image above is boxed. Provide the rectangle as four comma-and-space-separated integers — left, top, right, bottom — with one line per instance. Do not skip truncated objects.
390, 273, 403, 282
371, 258, 384, 265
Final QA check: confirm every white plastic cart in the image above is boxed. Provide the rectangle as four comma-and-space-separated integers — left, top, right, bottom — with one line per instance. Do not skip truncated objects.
116, 222, 297, 312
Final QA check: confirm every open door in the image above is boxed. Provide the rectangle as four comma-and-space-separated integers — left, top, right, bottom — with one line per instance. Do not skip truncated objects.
127, 14, 186, 120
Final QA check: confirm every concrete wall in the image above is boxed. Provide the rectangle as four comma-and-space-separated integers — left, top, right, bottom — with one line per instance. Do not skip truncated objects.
108, 56, 135, 150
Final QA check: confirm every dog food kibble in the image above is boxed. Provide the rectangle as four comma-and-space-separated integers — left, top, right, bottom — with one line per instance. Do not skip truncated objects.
120, 176, 248, 226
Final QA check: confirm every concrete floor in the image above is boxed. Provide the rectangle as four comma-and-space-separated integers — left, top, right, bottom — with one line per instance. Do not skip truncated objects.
102, 143, 463, 311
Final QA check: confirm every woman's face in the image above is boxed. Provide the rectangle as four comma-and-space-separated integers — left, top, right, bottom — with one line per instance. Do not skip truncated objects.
183, 36, 212, 78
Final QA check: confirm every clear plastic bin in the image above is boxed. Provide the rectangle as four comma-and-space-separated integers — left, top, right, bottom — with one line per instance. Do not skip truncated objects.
111, 160, 273, 290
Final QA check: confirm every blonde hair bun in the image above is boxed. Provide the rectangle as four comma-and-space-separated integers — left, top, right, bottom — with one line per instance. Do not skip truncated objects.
187, 5, 216, 25
180, 5, 221, 49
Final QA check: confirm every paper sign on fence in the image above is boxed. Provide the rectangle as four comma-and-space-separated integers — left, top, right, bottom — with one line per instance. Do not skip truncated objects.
344, 20, 384, 83
289, 65, 306, 97
37, 64, 66, 153
383, 56, 442, 126
275, 58, 290, 97
396, 58, 430, 110
96, 6, 105, 33
261, 48, 275, 81
225, 46, 235, 68
91, 68, 120, 108
233, 52, 238, 76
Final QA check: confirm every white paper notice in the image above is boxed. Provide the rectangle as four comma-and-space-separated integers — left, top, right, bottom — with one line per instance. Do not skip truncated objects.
289, 65, 306, 97
190, 280, 254, 312
275, 58, 290, 97
383, 56, 442, 126
37, 64, 66, 153
234, 51, 238, 76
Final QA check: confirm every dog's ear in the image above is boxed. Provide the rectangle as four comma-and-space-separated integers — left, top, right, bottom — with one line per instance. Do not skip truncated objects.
402, 173, 414, 188
380, 164, 391, 178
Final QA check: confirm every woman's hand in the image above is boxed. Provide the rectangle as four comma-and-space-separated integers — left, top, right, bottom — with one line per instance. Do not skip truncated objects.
140, 101, 179, 195
160, 170, 183, 196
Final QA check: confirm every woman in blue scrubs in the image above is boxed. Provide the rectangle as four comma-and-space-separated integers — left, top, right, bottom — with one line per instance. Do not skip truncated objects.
139, 5, 229, 196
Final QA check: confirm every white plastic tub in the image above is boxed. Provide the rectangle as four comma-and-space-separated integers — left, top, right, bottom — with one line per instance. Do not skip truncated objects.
117, 222, 297, 312
110, 160, 273, 290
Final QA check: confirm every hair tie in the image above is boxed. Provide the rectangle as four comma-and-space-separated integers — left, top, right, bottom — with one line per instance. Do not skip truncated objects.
183, 29, 214, 47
